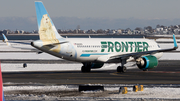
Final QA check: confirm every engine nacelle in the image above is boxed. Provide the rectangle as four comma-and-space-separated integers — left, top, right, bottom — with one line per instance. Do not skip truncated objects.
136, 55, 158, 70
90, 63, 104, 69
83, 62, 104, 69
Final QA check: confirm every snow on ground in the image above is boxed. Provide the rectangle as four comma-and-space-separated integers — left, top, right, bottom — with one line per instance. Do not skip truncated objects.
0, 53, 60, 60
1, 62, 137, 72
155, 38, 180, 42
4, 84, 180, 100
4, 85, 78, 92
154, 34, 180, 37
160, 53, 180, 60
158, 43, 180, 51
110, 87, 180, 99
1, 63, 82, 72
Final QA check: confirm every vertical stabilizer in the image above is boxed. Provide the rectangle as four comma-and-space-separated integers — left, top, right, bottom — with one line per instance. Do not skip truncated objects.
35, 1, 63, 41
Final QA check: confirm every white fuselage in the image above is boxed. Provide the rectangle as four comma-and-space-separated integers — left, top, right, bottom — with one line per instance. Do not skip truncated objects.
32, 38, 163, 63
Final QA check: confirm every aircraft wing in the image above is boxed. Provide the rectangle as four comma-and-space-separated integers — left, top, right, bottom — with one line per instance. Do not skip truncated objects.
2, 34, 31, 45
97, 34, 178, 62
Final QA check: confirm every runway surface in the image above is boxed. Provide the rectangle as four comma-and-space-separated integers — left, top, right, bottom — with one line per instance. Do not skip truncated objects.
2, 60, 180, 85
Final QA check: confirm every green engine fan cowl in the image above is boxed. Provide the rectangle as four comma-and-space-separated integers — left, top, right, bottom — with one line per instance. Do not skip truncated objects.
137, 55, 158, 70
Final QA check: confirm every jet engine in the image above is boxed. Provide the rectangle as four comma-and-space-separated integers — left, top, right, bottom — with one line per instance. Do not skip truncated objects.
83, 62, 104, 69
136, 55, 158, 71
89, 63, 104, 69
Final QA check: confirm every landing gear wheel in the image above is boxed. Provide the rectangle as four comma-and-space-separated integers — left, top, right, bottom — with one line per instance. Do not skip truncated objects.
117, 66, 127, 73
81, 66, 91, 72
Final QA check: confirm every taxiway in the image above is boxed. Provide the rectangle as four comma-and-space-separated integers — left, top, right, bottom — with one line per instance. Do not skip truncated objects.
2, 60, 180, 85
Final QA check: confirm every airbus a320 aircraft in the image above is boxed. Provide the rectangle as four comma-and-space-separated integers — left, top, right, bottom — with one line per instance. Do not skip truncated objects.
3, 1, 178, 73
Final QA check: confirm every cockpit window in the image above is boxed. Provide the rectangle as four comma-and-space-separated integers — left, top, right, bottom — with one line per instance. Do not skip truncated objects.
158, 45, 160, 48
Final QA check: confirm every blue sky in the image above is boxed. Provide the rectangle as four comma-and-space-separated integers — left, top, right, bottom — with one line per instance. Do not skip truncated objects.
1, 0, 180, 31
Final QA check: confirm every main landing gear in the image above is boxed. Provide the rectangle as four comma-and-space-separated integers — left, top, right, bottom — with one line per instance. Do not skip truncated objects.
117, 66, 127, 73
117, 59, 127, 73
81, 63, 91, 72
81, 66, 91, 72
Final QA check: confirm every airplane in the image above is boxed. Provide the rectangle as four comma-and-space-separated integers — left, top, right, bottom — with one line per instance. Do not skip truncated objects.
2, 1, 178, 73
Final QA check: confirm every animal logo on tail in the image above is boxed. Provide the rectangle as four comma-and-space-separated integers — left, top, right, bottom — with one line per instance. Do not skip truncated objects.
39, 14, 61, 53
39, 14, 56, 41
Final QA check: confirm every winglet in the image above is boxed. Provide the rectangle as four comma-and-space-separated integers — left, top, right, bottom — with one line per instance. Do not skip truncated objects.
2, 34, 11, 46
173, 34, 178, 49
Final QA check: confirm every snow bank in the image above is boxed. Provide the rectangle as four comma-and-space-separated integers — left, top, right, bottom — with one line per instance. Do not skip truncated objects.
4, 85, 78, 91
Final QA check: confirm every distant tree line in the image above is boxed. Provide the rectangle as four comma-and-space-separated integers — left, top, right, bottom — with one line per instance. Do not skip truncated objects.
1, 24, 180, 35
